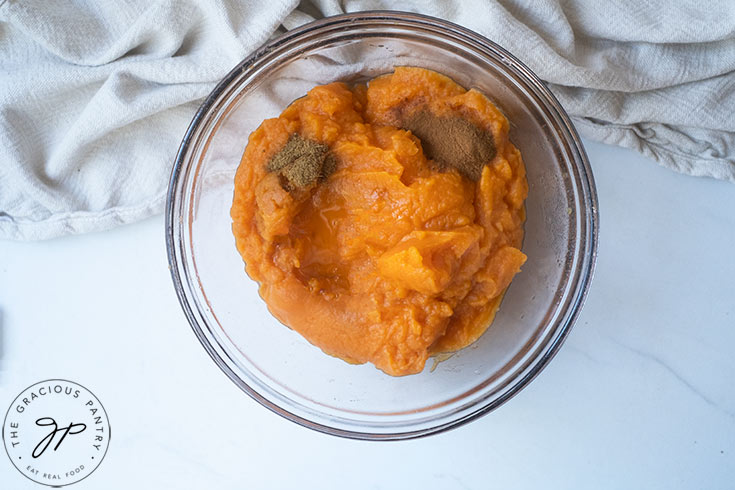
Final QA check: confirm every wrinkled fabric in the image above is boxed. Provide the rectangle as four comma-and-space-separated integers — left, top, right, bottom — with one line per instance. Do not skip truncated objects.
1, 0, 733, 240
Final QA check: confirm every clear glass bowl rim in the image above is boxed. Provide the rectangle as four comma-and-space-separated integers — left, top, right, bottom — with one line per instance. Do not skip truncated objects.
165, 11, 599, 440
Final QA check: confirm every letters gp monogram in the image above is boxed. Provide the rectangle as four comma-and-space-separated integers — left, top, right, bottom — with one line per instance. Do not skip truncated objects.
3, 379, 111, 486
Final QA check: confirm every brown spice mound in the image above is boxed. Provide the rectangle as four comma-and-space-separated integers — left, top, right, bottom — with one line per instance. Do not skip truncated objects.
402, 110, 496, 182
266, 133, 336, 190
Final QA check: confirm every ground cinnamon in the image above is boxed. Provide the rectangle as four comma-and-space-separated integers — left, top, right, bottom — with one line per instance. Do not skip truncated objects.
402, 110, 496, 182
266, 133, 336, 190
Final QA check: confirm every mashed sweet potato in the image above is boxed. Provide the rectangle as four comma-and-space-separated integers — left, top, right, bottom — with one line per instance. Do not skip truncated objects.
231, 67, 528, 376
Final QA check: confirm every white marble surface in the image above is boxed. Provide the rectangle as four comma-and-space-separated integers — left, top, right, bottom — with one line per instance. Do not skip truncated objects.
1, 139, 733, 489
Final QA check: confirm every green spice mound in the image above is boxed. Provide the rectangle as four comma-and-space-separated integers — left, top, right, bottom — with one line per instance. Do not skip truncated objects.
266, 133, 336, 190
402, 110, 496, 182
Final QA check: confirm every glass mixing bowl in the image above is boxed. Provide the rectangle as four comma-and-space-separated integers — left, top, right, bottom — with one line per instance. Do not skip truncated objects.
166, 12, 598, 440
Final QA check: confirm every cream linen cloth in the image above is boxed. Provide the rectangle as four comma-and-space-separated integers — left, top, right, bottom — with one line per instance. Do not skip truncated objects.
1, 0, 734, 240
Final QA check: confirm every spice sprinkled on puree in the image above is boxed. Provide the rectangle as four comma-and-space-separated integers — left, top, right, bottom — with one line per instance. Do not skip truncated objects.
231, 67, 528, 376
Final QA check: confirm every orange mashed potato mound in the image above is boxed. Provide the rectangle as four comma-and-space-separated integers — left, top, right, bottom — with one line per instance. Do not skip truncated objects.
231, 67, 528, 376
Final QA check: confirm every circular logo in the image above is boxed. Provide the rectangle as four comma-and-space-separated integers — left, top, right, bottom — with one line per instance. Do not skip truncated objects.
2, 379, 111, 487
